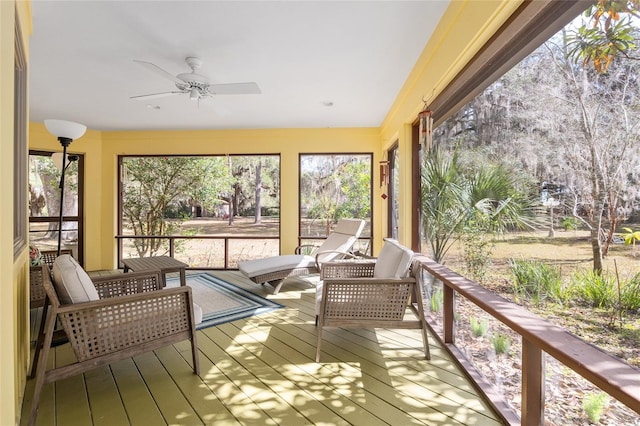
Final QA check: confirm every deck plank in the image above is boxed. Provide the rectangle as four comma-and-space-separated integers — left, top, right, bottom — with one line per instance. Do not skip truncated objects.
21, 270, 504, 426
132, 351, 203, 425
109, 358, 169, 426
52, 344, 93, 426
212, 321, 393, 425
216, 319, 430, 425
153, 344, 240, 425
83, 365, 130, 426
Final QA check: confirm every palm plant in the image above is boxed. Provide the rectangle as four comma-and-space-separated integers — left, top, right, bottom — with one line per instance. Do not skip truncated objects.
420, 146, 538, 264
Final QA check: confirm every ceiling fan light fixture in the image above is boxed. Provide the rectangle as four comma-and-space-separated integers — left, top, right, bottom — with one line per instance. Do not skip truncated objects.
189, 88, 199, 101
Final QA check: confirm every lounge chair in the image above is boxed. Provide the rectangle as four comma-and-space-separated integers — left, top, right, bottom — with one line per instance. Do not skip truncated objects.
315, 238, 430, 362
238, 218, 366, 294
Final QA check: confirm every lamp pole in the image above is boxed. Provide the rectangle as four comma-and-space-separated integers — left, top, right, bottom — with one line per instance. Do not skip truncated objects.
45, 119, 86, 258
56, 137, 73, 256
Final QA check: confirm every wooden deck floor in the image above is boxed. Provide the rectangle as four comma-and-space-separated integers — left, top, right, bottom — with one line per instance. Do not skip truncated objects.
21, 271, 504, 426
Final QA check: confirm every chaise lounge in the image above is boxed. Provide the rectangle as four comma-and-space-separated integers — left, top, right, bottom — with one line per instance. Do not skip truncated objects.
238, 218, 365, 294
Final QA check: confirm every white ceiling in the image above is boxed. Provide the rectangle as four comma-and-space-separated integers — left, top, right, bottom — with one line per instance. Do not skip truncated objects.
29, 1, 448, 131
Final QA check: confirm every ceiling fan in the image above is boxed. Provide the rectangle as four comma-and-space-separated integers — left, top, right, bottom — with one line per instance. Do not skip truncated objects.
131, 57, 261, 101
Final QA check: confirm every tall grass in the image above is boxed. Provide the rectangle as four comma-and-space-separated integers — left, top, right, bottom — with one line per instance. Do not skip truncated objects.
572, 269, 640, 312
510, 258, 565, 304
621, 273, 640, 312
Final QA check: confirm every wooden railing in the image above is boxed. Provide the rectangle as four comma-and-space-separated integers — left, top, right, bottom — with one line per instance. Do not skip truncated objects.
115, 234, 372, 269
115, 234, 280, 269
414, 254, 640, 425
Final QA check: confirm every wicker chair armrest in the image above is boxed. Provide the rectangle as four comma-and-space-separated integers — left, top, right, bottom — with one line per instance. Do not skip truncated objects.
30, 265, 48, 306
295, 244, 320, 255
92, 270, 163, 298
55, 286, 195, 362
320, 260, 376, 279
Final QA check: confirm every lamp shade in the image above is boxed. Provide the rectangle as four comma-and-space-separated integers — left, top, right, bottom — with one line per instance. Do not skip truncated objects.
44, 119, 87, 140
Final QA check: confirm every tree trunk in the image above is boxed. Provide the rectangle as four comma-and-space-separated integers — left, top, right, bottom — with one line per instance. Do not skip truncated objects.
254, 161, 262, 224
591, 227, 603, 274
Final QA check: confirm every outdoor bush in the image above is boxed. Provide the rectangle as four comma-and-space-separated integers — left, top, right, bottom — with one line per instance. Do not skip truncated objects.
462, 220, 494, 284
621, 273, 640, 312
560, 216, 579, 231
470, 316, 489, 338
430, 287, 443, 313
572, 269, 616, 308
582, 392, 608, 423
510, 258, 564, 304
491, 333, 511, 355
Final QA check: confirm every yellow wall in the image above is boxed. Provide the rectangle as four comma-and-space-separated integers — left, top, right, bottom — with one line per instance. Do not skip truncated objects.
1, 1, 32, 425
380, 0, 523, 247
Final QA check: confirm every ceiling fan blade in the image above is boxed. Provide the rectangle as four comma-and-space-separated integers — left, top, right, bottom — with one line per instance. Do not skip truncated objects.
208, 82, 261, 95
133, 60, 184, 85
130, 91, 185, 100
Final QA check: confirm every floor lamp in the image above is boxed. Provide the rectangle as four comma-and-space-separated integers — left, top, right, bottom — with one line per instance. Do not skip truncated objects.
44, 119, 86, 256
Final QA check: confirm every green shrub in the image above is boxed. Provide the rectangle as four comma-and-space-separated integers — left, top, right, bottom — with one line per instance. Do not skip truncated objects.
583, 392, 608, 423
560, 216, 579, 231
430, 287, 443, 313
470, 317, 489, 338
572, 269, 616, 308
510, 258, 564, 304
621, 273, 640, 312
461, 221, 494, 284
491, 333, 511, 355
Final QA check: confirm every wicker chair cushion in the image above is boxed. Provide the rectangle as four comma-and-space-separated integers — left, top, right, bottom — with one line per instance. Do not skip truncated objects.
52, 254, 99, 304
193, 302, 203, 325
373, 239, 414, 278
239, 254, 316, 278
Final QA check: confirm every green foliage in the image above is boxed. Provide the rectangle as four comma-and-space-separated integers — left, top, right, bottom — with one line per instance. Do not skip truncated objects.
430, 287, 443, 313
560, 216, 580, 231
470, 317, 489, 338
122, 156, 233, 257
621, 227, 640, 247
583, 392, 609, 423
300, 155, 371, 233
572, 269, 617, 308
621, 273, 640, 311
510, 258, 565, 304
461, 219, 494, 283
565, 0, 639, 73
420, 147, 537, 264
420, 148, 466, 263
491, 333, 511, 355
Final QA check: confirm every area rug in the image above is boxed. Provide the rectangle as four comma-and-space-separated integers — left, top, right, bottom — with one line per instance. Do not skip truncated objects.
166, 272, 283, 330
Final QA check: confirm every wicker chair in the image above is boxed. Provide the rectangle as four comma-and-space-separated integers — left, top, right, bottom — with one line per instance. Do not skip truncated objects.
28, 266, 200, 426
315, 241, 430, 362
29, 249, 73, 308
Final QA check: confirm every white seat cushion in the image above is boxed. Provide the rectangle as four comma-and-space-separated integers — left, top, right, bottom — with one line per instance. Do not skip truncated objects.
193, 302, 203, 325
52, 254, 99, 304
373, 239, 414, 278
315, 219, 366, 263
238, 254, 316, 278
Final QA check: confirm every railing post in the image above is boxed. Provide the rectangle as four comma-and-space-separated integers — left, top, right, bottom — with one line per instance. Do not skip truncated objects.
169, 237, 175, 257
224, 238, 229, 269
522, 337, 544, 425
443, 284, 455, 344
